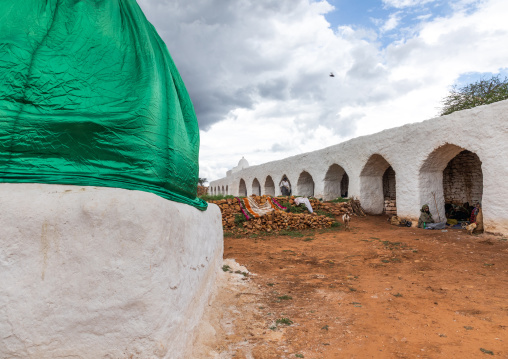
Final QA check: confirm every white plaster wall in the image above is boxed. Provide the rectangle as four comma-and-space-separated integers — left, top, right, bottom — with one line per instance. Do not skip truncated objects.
0, 184, 223, 359
211, 100, 508, 235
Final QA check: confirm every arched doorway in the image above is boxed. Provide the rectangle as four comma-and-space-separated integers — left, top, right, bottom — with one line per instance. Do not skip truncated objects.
360, 154, 395, 214
382, 166, 397, 216
297, 171, 315, 197
221, 186, 225, 195
341, 173, 349, 197
279, 175, 292, 196
420, 144, 483, 222
324, 164, 349, 200
226, 185, 228, 195
264, 176, 275, 196
239, 179, 247, 197
252, 178, 261, 196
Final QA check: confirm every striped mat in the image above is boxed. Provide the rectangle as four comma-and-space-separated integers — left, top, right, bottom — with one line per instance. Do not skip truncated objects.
237, 196, 286, 220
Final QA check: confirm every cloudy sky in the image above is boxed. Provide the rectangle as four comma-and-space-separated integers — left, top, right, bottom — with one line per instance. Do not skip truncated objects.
137, 0, 508, 182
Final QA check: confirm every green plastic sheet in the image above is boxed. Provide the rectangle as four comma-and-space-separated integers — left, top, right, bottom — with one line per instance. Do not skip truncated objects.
0, 0, 207, 210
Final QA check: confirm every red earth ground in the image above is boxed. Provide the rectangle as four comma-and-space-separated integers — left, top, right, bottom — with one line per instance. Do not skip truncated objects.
195, 215, 508, 359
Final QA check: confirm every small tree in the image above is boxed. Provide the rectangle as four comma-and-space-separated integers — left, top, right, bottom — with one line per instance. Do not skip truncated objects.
198, 177, 207, 186
440, 75, 508, 116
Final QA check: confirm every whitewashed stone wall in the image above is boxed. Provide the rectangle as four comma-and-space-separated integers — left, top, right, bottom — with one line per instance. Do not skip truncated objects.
211, 100, 508, 235
0, 184, 223, 359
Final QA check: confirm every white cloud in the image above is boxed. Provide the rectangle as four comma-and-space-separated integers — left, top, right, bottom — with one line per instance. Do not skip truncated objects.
382, 0, 437, 9
137, 0, 508, 180
381, 12, 402, 32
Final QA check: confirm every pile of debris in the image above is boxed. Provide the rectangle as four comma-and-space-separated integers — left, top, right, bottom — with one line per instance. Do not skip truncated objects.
206, 196, 363, 234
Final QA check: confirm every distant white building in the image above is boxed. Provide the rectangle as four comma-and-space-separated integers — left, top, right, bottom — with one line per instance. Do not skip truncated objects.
210, 100, 508, 236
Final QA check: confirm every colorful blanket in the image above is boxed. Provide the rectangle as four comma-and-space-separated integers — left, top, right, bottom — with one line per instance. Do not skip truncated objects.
237, 197, 286, 220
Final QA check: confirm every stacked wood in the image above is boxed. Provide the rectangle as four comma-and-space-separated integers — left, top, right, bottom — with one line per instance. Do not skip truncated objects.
350, 197, 366, 217
197, 185, 208, 196
206, 196, 362, 234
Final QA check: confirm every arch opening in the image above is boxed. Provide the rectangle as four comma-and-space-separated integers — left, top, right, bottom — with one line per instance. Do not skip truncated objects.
221, 185, 225, 195
360, 154, 395, 214
383, 166, 397, 216
239, 179, 247, 197
279, 175, 292, 196
264, 176, 275, 197
297, 171, 315, 197
252, 178, 261, 196
341, 173, 349, 197
324, 164, 349, 200
420, 144, 483, 224
226, 185, 228, 195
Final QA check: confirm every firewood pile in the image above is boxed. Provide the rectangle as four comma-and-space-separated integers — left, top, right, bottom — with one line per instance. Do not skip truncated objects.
206, 195, 364, 234
197, 185, 208, 196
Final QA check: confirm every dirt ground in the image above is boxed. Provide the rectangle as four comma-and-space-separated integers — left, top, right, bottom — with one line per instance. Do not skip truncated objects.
195, 216, 508, 359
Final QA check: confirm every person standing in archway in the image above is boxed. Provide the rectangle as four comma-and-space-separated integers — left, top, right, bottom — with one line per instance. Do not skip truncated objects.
280, 176, 291, 196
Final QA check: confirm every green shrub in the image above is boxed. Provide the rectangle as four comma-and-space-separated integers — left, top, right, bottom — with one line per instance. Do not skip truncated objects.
234, 213, 246, 227
328, 197, 350, 203
314, 210, 335, 219
276, 318, 293, 326
280, 202, 307, 214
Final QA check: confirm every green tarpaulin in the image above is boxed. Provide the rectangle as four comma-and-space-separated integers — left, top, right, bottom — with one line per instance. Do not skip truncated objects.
0, 0, 207, 210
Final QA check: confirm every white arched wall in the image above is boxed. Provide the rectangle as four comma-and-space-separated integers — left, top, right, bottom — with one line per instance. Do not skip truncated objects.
209, 100, 508, 235
360, 154, 394, 214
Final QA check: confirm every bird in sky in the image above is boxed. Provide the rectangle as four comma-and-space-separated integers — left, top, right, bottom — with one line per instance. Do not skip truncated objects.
329, 72, 335, 77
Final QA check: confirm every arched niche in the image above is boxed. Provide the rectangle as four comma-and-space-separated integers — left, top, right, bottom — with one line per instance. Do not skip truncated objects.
239, 179, 247, 197
252, 178, 261, 196
323, 164, 349, 200
419, 144, 483, 221
360, 154, 396, 214
297, 171, 315, 197
264, 176, 275, 197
